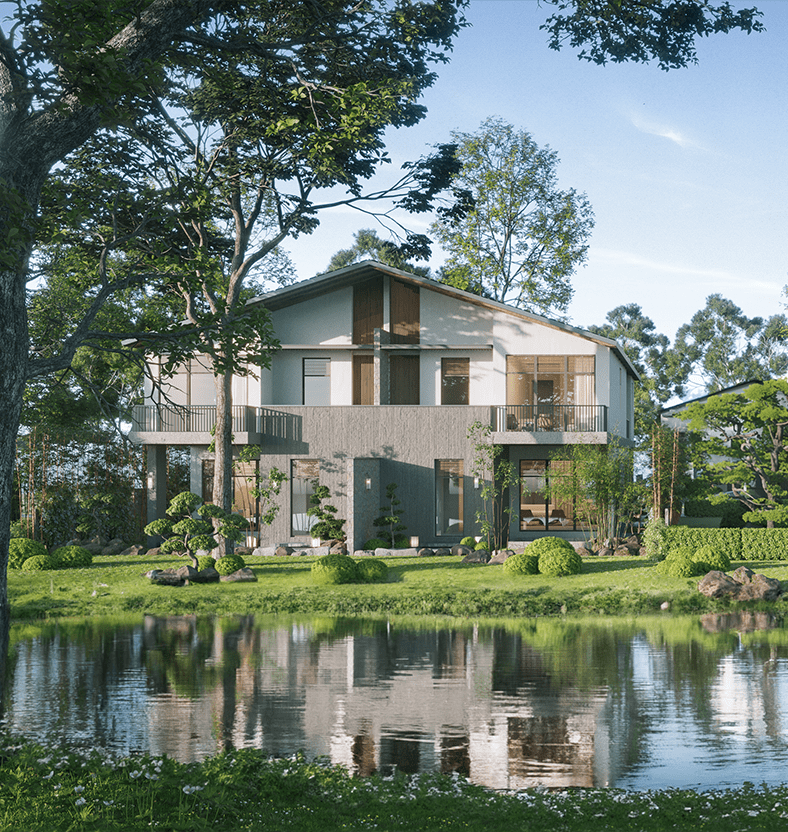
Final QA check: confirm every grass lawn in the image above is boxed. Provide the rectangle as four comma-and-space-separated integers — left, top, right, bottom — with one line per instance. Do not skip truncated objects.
9, 551, 788, 621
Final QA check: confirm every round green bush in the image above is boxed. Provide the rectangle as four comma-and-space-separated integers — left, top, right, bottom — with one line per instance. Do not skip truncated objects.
660, 554, 706, 578
474, 541, 490, 551
21, 554, 56, 571
538, 545, 583, 577
51, 545, 92, 568
527, 536, 576, 558
311, 554, 361, 585
503, 552, 539, 575
363, 538, 389, 550
9, 538, 48, 570
214, 554, 246, 575
356, 558, 389, 583
691, 545, 731, 573
460, 536, 477, 547
393, 536, 410, 549
196, 554, 216, 572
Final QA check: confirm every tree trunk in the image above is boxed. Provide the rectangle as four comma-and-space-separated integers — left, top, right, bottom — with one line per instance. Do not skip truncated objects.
212, 368, 234, 556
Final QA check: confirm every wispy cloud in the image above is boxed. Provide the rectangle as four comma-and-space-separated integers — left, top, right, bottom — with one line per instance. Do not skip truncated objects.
629, 113, 705, 150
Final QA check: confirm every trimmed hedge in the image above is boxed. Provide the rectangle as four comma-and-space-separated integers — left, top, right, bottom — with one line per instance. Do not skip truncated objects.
660, 527, 788, 561
356, 558, 389, 583
503, 552, 539, 575
214, 554, 246, 575
741, 528, 788, 560
9, 538, 47, 570
311, 554, 361, 585
51, 545, 93, 568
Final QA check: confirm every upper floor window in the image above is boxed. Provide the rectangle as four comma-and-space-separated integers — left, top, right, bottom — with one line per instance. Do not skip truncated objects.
506, 356, 594, 407
441, 357, 469, 405
303, 358, 330, 405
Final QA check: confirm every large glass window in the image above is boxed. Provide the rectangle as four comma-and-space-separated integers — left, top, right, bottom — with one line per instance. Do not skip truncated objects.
435, 460, 463, 536
441, 357, 469, 405
506, 356, 594, 406
518, 460, 585, 532
303, 358, 330, 405
291, 459, 319, 535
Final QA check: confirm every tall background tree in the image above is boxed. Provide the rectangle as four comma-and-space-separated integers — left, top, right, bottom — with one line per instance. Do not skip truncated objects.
674, 294, 788, 393
431, 117, 594, 318
326, 228, 430, 276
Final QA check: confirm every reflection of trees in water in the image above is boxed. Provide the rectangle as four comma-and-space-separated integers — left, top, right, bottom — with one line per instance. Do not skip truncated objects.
8, 613, 788, 787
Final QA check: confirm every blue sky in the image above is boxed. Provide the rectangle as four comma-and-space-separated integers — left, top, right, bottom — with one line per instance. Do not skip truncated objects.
283, 0, 787, 343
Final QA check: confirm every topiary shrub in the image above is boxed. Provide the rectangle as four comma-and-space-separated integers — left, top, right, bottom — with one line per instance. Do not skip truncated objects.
196, 554, 217, 572
21, 554, 57, 571
393, 536, 410, 548
643, 517, 668, 559
474, 541, 489, 551
51, 545, 92, 568
503, 552, 539, 575
214, 554, 246, 575
460, 536, 477, 547
9, 538, 47, 570
311, 554, 361, 585
691, 545, 731, 572
527, 536, 576, 557
363, 538, 389, 550
659, 555, 706, 578
538, 545, 583, 577
356, 558, 389, 583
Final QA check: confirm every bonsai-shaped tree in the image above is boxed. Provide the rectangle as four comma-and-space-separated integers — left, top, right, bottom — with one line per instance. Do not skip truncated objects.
307, 482, 346, 542
144, 491, 247, 569
372, 482, 407, 546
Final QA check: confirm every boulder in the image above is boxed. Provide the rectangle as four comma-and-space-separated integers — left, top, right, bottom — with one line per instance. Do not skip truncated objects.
488, 549, 514, 565
417, 547, 435, 557
192, 566, 220, 584
275, 545, 295, 557
462, 549, 490, 564
148, 569, 185, 587
119, 544, 144, 558
101, 538, 127, 556
451, 544, 473, 557
433, 547, 452, 557
253, 546, 277, 557
329, 542, 348, 554
698, 567, 783, 602
220, 567, 258, 583
595, 546, 612, 558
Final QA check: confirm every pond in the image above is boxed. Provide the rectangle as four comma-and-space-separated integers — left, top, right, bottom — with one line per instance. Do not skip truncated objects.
3, 612, 788, 791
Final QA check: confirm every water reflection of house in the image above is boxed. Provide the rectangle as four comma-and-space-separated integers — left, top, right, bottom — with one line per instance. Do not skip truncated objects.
139, 619, 613, 789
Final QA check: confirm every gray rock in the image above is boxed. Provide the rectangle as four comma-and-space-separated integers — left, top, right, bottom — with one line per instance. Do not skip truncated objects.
433, 547, 452, 557
417, 547, 435, 557
101, 538, 127, 557
253, 546, 277, 557
220, 567, 258, 583
176, 565, 199, 580
488, 549, 515, 565
193, 566, 220, 584
149, 569, 185, 586
374, 547, 394, 557
119, 544, 144, 558
698, 567, 783, 601
462, 549, 490, 564
451, 544, 473, 557
275, 545, 295, 556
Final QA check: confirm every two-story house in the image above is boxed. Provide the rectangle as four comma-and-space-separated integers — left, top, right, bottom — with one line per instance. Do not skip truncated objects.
130, 261, 638, 549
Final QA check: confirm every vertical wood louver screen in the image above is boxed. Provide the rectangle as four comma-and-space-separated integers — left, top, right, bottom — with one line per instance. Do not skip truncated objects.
391, 278, 419, 344
389, 354, 419, 404
353, 278, 383, 344
353, 355, 374, 405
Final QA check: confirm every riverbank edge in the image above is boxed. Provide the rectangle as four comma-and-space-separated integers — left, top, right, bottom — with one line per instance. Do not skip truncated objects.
1, 735, 786, 832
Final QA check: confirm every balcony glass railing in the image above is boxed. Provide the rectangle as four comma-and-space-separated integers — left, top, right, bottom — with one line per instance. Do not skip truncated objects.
493, 404, 607, 433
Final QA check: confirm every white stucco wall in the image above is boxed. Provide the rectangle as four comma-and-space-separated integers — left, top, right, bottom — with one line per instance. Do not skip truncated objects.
271, 286, 353, 345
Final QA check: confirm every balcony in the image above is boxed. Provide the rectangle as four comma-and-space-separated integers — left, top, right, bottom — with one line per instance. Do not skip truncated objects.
493, 404, 608, 433
130, 405, 263, 444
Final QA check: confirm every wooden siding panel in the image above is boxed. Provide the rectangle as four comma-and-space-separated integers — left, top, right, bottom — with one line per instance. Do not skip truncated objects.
353, 355, 374, 405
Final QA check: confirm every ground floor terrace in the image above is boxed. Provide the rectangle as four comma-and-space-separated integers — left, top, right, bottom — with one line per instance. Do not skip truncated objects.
132, 404, 620, 551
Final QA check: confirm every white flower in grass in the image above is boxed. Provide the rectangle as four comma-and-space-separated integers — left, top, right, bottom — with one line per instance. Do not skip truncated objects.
182, 785, 203, 795
73, 786, 85, 793
75, 797, 87, 807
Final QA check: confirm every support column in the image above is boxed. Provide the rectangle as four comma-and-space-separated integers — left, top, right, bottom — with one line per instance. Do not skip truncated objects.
145, 445, 168, 536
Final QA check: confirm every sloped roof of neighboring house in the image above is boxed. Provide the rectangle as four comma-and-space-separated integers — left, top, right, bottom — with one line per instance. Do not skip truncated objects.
247, 260, 641, 381
660, 379, 765, 419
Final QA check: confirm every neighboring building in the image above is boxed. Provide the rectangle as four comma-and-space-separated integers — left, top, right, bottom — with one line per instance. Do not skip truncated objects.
130, 261, 638, 549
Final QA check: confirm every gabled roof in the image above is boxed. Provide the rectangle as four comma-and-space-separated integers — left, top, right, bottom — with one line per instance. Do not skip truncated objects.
248, 260, 640, 380
660, 379, 765, 418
